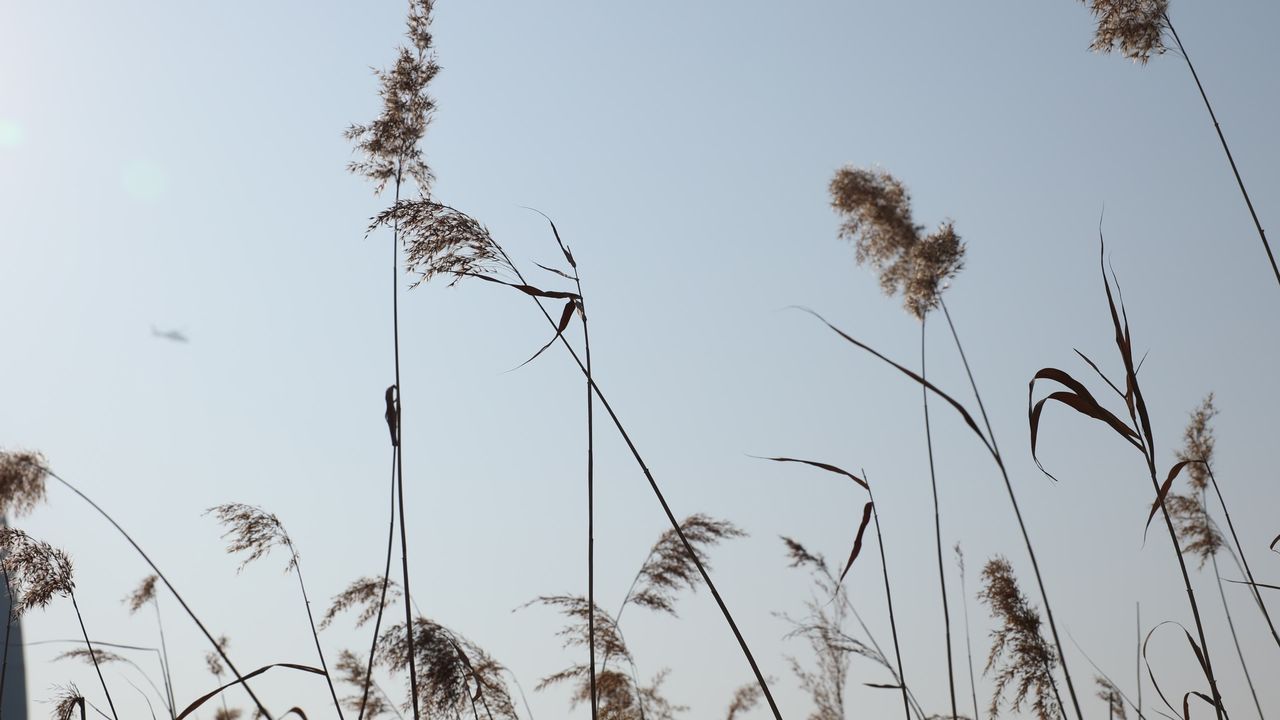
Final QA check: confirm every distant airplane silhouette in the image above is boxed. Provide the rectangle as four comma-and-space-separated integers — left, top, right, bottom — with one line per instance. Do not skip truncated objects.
150, 325, 189, 343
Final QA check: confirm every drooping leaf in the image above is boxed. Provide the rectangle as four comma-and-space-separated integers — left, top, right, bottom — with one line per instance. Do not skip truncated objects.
1145, 461, 1194, 539
755, 455, 868, 490
839, 502, 874, 584
177, 664, 325, 720
511, 299, 578, 371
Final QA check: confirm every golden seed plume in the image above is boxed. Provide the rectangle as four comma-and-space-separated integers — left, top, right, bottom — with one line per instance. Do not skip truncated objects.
979, 556, 1061, 720
0, 450, 49, 518
1079, 0, 1169, 64
1168, 395, 1223, 566
0, 527, 74, 616
829, 166, 964, 319
370, 200, 509, 288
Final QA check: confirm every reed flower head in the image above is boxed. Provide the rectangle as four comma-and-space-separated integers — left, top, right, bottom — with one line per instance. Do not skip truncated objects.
347, 0, 440, 194
0, 450, 48, 518
1094, 676, 1126, 719
1169, 394, 1223, 565
55, 648, 128, 666
52, 684, 85, 720
213, 708, 243, 720
629, 514, 746, 616
321, 576, 403, 630
378, 616, 517, 719
335, 650, 392, 719
0, 528, 74, 616
370, 200, 510, 288
724, 682, 764, 720
829, 166, 964, 319
979, 556, 1061, 720
1079, 0, 1169, 64
205, 636, 230, 677
124, 574, 158, 614
207, 503, 298, 572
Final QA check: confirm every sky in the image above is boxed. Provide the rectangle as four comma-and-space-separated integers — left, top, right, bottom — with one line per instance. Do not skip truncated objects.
3, 1, 1280, 719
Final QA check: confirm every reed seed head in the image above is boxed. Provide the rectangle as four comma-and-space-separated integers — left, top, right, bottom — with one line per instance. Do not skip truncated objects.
629, 514, 746, 616
829, 166, 964, 319
205, 636, 230, 677
0, 528, 74, 616
347, 0, 440, 195
124, 574, 158, 614
724, 682, 764, 720
370, 200, 510, 288
1094, 676, 1126, 719
0, 450, 49, 518
322, 576, 403, 630
213, 708, 244, 720
52, 684, 85, 720
1169, 394, 1223, 566
335, 650, 392, 719
377, 616, 517, 719
979, 556, 1061, 720
207, 503, 298, 573
55, 648, 128, 666
1175, 394, 1216, 491
1080, 0, 1169, 64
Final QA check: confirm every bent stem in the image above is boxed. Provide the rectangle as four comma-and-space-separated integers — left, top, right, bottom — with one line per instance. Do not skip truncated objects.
939, 298, 1083, 720
71, 591, 118, 720
493, 242, 785, 720
1203, 463, 1280, 648
292, 559, 344, 720
1210, 547, 1262, 720
1164, 14, 1280, 291
40, 466, 273, 720
920, 317, 958, 720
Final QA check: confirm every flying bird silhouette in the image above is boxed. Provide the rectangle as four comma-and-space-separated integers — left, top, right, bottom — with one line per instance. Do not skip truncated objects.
150, 325, 189, 343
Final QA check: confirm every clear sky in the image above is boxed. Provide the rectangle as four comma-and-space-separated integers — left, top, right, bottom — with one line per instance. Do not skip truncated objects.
3, 1, 1280, 718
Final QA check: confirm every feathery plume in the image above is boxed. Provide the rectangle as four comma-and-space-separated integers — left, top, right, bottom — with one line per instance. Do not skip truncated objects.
0, 450, 48, 518
124, 575, 158, 614
829, 166, 964, 319
1168, 395, 1222, 565
205, 636, 230, 677
346, 0, 440, 194
213, 708, 244, 720
322, 576, 404, 631
207, 504, 298, 572
628, 514, 746, 616
0, 528, 73, 616
377, 616, 517, 719
52, 684, 85, 720
55, 648, 128, 666
1079, 0, 1169, 64
1094, 676, 1126, 720
370, 200, 509, 288
335, 650, 393, 720
725, 682, 764, 720
979, 557, 1062, 720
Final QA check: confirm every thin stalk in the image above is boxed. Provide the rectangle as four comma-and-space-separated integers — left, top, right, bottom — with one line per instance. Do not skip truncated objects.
152, 598, 177, 720
493, 245, 785, 720
867, 484, 911, 720
1204, 463, 1280, 647
1, 567, 10, 715
70, 591, 118, 720
939, 299, 1084, 720
1136, 604, 1143, 720
578, 276, 598, 720
1210, 549, 1262, 719
292, 559, 344, 720
1136, 436, 1224, 720
920, 317, 958, 720
955, 548, 980, 720
847, 605, 925, 720
1164, 14, 1280, 291
359, 447, 400, 720
389, 169, 421, 720
41, 466, 273, 719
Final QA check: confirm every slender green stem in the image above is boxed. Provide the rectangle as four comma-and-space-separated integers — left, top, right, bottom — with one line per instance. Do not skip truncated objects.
920, 317, 958, 720
867, 484, 911, 720
152, 598, 177, 720
1164, 14, 1280, 291
939, 299, 1083, 720
71, 591, 118, 720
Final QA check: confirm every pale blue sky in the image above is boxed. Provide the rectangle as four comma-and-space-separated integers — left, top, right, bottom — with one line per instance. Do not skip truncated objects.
3, 1, 1280, 719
